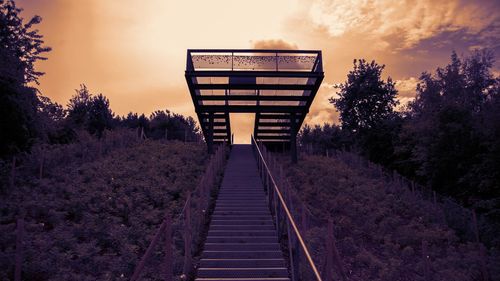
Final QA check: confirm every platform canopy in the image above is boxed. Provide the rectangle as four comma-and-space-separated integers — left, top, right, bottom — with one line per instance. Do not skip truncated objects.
185, 49, 324, 160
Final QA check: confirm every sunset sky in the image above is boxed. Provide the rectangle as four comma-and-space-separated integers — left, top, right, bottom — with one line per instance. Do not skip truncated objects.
19, 0, 500, 142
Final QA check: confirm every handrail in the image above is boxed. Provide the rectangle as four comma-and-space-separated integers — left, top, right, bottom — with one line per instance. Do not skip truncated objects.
251, 135, 323, 281
130, 142, 227, 281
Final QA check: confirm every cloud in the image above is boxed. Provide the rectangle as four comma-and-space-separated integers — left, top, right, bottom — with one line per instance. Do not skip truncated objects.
306, 0, 500, 50
303, 83, 339, 126
395, 77, 418, 98
251, 39, 298, 50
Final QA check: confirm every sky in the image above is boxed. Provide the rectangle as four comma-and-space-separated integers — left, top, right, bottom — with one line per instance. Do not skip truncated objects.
18, 0, 500, 143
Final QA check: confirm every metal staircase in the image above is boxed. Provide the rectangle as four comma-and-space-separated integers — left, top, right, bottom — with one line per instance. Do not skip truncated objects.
195, 145, 290, 281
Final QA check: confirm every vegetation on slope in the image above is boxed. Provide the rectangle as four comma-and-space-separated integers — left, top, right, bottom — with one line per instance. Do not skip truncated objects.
281, 154, 499, 281
0, 139, 207, 280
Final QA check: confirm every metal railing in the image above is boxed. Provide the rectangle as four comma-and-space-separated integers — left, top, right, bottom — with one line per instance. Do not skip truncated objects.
251, 136, 323, 281
130, 142, 228, 281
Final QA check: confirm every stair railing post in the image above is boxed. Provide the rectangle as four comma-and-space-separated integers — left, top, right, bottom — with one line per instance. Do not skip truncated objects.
164, 212, 173, 281
286, 185, 300, 281
183, 192, 192, 277
274, 187, 280, 237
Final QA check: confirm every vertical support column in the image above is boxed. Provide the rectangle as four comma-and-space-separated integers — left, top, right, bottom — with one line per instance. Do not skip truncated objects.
207, 112, 214, 154
290, 113, 298, 164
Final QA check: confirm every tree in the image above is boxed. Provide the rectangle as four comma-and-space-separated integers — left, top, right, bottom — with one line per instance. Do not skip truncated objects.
400, 50, 498, 202
0, 0, 51, 157
87, 94, 114, 137
330, 59, 399, 163
0, 0, 51, 85
66, 84, 114, 138
330, 59, 398, 133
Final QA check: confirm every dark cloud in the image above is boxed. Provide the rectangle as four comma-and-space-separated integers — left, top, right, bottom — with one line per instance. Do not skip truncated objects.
251, 39, 298, 50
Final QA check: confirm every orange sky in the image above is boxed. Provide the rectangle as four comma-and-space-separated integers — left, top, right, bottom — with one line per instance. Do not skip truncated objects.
18, 0, 500, 143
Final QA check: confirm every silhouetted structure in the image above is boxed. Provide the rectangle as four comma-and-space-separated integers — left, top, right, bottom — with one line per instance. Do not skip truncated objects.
185, 49, 324, 162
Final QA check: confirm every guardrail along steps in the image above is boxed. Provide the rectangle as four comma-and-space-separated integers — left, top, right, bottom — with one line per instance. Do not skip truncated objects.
196, 144, 290, 281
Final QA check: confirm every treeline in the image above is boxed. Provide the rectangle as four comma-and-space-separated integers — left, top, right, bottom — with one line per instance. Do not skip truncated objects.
44, 84, 201, 144
0, 0, 200, 159
300, 52, 500, 211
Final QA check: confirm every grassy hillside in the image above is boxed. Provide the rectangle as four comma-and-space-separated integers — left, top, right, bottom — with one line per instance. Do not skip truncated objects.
281, 154, 499, 281
0, 140, 207, 280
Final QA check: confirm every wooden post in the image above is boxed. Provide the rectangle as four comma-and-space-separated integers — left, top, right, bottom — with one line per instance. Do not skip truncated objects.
328, 218, 347, 281
479, 244, 489, 281
472, 210, 480, 243
324, 219, 334, 281
183, 192, 192, 277
301, 203, 308, 232
10, 156, 16, 188
422, 240, 430, 281
39, 152, 44, 180
433, 191, 437, 205
15, 217, 24, 281
164, 213, 173, 281
472, 210, 489, 281
165, 128, 168, 140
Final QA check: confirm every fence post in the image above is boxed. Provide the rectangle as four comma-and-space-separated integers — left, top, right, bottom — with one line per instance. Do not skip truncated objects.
472, 210, 489, 281
301, 203, 308, 232
164, 213, 173, 281
324, 219, 334, 281
422, 240, 430, 281
10, 156, 16, 188
327, 218, 347, 281
39, 151, 44, 180
183, 192, 192, 277
15, 217, 24, 281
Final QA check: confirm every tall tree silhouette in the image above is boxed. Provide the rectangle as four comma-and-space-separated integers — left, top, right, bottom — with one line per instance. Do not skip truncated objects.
66, 84, 114, 137
0, 0, 51, 157
330, 59, 398, 133
403, 50, 498, 200
330, 59, 399, 164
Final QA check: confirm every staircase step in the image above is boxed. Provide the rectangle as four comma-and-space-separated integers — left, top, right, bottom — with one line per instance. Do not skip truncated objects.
208, 230, 276, 237
196, 278, 290, 281
210, 220, 274, 225
206, 236, 278, 243
204, 243, 280, 251
214, 209, 270, 214
215, 206, 268, 209
200, 258, 285, 268
211, 215, 273, 220
202, 251, 283, 259
210, 225, 275, 231
197, 268, 289, 278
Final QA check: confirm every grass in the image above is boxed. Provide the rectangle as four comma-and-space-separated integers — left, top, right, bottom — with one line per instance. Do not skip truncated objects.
0, 140, 207, 280
280, 153, 499, 281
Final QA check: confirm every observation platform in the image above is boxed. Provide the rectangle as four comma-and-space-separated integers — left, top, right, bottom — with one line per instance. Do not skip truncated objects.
185, 49, 324, 162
